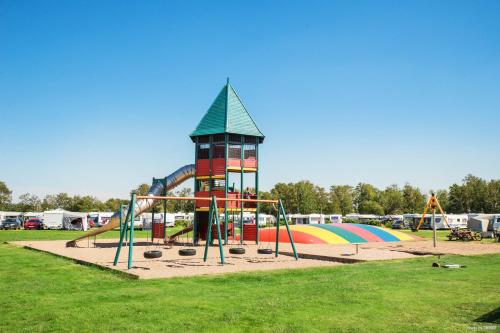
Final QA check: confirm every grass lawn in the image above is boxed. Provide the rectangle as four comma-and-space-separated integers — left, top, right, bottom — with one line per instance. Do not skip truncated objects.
399, 229, 498, 244
0, 227, 188, 242
1, 232, 499, 332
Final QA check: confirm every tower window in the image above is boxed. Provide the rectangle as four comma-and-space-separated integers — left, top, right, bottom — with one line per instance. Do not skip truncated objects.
197, 144, 210, 159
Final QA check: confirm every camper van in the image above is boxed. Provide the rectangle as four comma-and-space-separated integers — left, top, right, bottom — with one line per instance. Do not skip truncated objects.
288, 214, 325, 225
403, 213, 466, 230
141, 213, 175, 230
328, 215, 342, 223
88, 212, 114, 227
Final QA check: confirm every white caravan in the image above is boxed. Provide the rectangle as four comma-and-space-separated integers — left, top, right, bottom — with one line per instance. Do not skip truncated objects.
43, 209, 88, 230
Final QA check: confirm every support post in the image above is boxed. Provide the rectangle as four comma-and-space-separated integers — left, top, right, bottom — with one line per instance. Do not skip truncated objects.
240, 135, 244, 244
280, 199, 298, 260
224, 133, 229, 244
193, 136, 199, 245
113, 202, 132, 266
127, 192, 136, 270
203, 199, 215, 262
432, 208, 437, 248
163, 179, 167, 243
275, 205, 280, 257
213, 197, 225, 265
255, 140, 259, 244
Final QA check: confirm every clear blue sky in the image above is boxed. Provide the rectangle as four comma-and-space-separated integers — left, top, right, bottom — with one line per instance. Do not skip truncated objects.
1, 0, 499, 201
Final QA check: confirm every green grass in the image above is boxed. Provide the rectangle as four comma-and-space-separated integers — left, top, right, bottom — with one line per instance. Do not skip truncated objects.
399, 229, 498, 244
1, 240, 499, 332
0, 227, 188, 242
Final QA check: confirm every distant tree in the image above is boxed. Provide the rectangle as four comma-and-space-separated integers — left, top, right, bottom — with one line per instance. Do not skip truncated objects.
329, 185, 354, 215
354, 183, 382, 214
104, 198, 129, 212
41, 194, 57, 211
380, 185, 404, 215
172, 187, 194, 213
435, 189, 449, 213
448, 184, 467, 213
401, 184, 426, 213
0, 181, 12, 210
358, 200, 384, 215
485, 180, 500, 213
17, 193, 42, 212
135, 183, 150, 196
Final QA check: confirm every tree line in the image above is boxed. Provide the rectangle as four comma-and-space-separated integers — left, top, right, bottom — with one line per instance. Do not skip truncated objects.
0, 174, 498, 215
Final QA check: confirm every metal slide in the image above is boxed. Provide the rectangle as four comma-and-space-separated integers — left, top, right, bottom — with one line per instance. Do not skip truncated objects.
66, 164, 196, 247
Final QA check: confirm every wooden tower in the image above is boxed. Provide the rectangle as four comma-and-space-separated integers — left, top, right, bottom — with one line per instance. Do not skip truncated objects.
190, 79, 264, 244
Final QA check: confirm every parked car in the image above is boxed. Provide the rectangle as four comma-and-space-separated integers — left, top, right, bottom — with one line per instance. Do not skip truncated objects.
24, 218, 44, 230
1, 218, 22, 230
391, 220, 409, 229
88, 219, 95, 228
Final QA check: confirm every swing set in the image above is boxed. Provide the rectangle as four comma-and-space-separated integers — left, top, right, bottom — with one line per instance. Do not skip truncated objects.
113, 192, 298, 269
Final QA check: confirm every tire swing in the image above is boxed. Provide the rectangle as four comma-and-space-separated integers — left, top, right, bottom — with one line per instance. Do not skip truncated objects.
144, 213, 163, 259
258, 205, 275, 255
179, 220, 196, 256
228, 212, 245, 255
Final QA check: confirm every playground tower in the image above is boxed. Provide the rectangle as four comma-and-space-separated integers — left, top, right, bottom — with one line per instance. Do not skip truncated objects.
190, 79, 264, 244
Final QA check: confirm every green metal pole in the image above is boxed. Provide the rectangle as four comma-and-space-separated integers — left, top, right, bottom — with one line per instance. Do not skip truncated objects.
113, 204, 132, 266
240, 135, 244, 244
255, 140, 259, 244
224, 133, 229, 244
275, 204, 280, 257
119, 204, 124, 235
193, 136, 199, 245
163, 179, 167, 243
127, 192, 136, 270
280, 199, 298, 260
213, 196, 225, 265
203, 199, 215, 262
151, 186, 155, 243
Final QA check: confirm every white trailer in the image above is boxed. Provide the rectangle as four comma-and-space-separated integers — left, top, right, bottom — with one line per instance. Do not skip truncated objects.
43, 209, 88, 230
88, 212, 114, 227
403, 213, 466, 230
141, 213, 175, 230
288, 214, 325, 225
328, 214, 342, 223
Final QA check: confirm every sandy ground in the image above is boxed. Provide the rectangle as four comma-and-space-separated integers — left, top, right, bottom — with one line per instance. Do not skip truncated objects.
12, 238, 499, 279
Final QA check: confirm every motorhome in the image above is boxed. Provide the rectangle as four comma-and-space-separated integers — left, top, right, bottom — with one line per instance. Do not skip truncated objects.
328, 214, 342, 223
345, 213, 381, 222
288, 214, 325, 225
0, 211, 23, 223
403, 213, 466, 230
88, 212, 114, 227
141, 213, 175, 230
468, 214, 500, 233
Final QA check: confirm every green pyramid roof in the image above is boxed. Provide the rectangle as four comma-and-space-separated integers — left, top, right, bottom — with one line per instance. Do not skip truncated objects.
190, 80, 264, 142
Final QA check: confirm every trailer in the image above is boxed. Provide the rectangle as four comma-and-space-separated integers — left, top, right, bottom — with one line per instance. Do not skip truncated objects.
288, 214, 325, 225
403, 213, 467, 230
88, 212, 114, 227
43, 209, 88, 230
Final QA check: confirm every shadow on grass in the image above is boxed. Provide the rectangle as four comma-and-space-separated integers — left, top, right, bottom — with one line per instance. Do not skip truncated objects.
475, 307, 500, 324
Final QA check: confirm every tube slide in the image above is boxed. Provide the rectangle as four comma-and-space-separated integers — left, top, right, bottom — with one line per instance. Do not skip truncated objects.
66, 164, 196, 247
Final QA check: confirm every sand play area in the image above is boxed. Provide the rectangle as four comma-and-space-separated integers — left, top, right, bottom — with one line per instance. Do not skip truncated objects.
12, 238, 500, 279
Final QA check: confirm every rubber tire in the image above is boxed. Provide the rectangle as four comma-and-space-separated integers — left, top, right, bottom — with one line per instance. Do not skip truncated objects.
144, 250, 162, 259
229, 247, 245, 255
178, 248, 196, 256
257, 248, 273, 255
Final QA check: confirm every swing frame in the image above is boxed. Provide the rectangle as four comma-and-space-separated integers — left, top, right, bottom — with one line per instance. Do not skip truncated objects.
113, 193, 298, 269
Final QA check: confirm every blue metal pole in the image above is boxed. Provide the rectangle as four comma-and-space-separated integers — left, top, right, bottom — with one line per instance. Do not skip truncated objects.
275, 205, 280, 257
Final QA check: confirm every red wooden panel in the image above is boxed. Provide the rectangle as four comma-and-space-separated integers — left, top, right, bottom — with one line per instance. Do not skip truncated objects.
243, 224, 257, 241
243, 158, 257, 168
196, 160, 210, 176
152, 223, 165, 239
228, 158, 241, 168
212, 159, 226, 176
